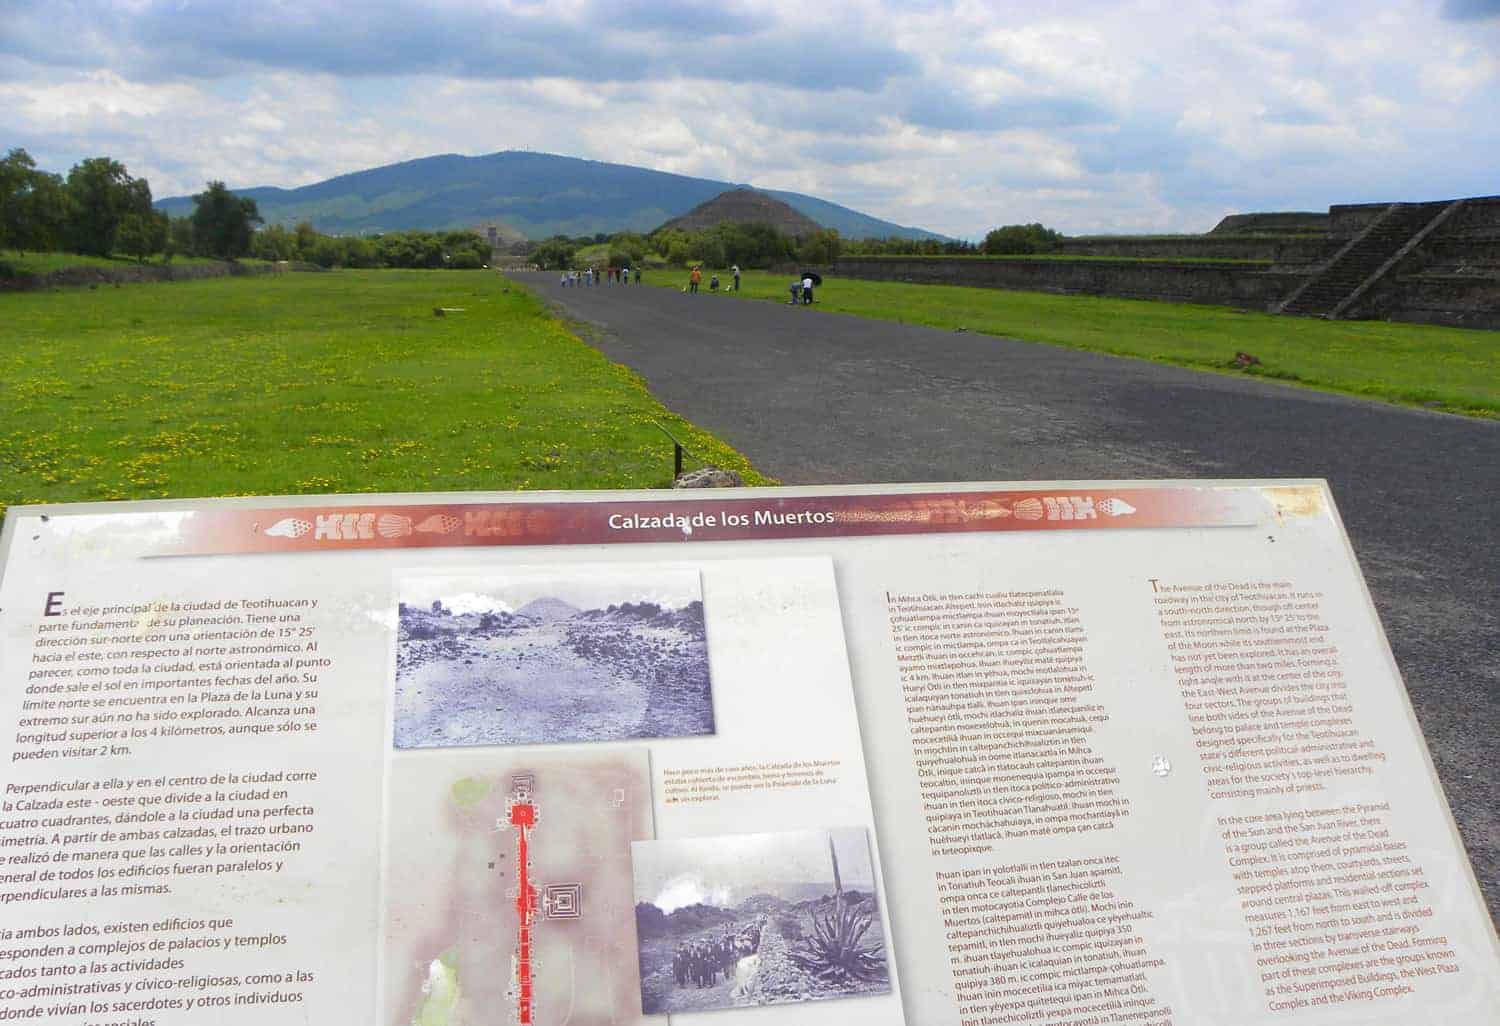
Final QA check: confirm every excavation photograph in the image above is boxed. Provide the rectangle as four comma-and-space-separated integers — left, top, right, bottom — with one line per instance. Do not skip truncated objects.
394, 566, 714, 748
632, 827, 890, 1014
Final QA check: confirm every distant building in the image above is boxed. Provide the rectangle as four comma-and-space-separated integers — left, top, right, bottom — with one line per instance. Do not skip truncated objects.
471, 220, 528, 252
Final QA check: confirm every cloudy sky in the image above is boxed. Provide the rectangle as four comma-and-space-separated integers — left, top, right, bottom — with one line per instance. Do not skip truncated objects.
400, 566, 702, 614
3, 0, 1497, 237
633, 828, 875, 913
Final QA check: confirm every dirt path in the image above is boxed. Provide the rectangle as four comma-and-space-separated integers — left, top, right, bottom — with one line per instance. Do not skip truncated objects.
515, 271, 1500, 922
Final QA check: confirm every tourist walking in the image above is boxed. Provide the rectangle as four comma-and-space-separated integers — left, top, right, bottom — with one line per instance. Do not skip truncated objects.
802, 274, 814, 304
731, 264, 741, 291
689, 266, 702, 293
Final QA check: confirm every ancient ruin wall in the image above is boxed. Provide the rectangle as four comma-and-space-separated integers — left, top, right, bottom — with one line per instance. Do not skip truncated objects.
830, 257, 1302, 309
1054, 236, 1287, 260
0, 260, 288, 292
1210, 211, 1329, 235
1346, 196, 1500, 329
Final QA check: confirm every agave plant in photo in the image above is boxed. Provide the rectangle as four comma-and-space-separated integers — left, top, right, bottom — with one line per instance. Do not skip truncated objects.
788, 836, 886, 983
788, 897, 886, 983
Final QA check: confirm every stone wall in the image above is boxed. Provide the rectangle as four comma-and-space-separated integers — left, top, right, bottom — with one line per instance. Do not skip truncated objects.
829, 256, 1303, 309
1054, 236, 1283, 260
741, 919, 817, 1006
0, 260, 291, 292
1413, 197, 1500, 272
1210, 212, 1329, 235
1328, 202, 1401, 240
1346, 196, 1500, 327
816, 197, 1497, 329
1328, 199, 1458, 240
1271, 238, 1345, 268
1351, 274, 1500, 330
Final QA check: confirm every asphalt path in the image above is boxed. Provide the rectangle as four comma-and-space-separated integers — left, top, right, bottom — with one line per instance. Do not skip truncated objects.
516, 272, 1500, 922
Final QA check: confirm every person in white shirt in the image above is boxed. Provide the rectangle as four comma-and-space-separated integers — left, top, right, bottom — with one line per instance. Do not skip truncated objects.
801, 275, 814, 304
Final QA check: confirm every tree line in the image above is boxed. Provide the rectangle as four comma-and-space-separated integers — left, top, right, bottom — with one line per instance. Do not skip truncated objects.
248, 223, 491, 269
0, 149, 262, 262
529, 221, 845, 272
0, 149, 490, 270
527, 221, 1064, 271
837, 223, 1063, 256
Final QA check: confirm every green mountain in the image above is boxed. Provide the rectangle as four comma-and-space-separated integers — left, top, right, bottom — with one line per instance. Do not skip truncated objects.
154, 151, 945, 241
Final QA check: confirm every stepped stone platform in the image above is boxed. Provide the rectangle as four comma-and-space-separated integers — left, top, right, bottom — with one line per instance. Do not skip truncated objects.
826, 196, 1499, 330
1210, 211, 1330, 236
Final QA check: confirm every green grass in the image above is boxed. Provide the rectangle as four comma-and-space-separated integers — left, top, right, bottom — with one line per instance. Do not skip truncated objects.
572, 243, 611, 266
668, 271, 1500, 417
567, 243, 667, 270
843, 253, 1272, 265
1, 250, 273, 276
0, 269, 768, 521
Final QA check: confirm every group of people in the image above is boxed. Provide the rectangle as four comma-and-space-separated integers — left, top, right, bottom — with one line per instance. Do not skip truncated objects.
669, 927, 759, 989
560, 266, 640, 286
687, 265, 741, 293
563, 263, 820, 305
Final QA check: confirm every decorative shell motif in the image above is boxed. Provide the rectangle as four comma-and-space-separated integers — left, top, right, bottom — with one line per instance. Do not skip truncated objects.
959, 500, 1012, 521
377, 513, 414, 538
264, 518, 312, 539
1097, 498, 1138, 518
1012, 498, 1045, 521
415, 513, 462, 535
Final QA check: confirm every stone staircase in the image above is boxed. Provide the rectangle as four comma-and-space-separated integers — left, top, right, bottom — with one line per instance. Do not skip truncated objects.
1279, 202, 1453, 318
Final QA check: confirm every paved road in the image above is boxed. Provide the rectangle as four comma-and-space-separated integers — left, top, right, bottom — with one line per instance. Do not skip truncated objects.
517, 273, 1500, 920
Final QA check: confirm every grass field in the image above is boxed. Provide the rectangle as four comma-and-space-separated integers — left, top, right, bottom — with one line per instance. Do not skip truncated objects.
0, 269, 767, 521
839, 253, 1272, 265
672, 271, 1500, 417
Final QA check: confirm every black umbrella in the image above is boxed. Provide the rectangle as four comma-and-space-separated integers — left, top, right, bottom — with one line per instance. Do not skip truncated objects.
798, 270, 824, 286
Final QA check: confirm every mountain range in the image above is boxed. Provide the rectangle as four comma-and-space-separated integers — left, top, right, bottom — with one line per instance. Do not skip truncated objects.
154, 151, 945, 241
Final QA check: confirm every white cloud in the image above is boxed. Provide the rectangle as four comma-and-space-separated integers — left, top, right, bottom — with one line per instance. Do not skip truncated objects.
1, 0, 1496, 236
654, 873, 736, 914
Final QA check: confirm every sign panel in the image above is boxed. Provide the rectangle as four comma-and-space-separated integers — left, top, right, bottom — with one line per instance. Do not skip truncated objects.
1, 480, 1495, 1026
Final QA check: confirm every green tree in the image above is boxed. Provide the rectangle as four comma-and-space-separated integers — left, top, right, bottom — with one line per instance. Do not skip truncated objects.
250, 223, 297, 261
798, 228, 842, 265
531, 236, 577, 270
607, 231, 647, 266
303, 233, 343, 268
981, 223, 1063, 255
190, 181, 262, 259
440, 230, 489, 269
686, 233, 726, 268
64, 156, 146, 256
0, 149, 70, 254
167, 216, 196, 260
339, 236, 378, 268
116, 212, 158, 263
293, 221, 320, 261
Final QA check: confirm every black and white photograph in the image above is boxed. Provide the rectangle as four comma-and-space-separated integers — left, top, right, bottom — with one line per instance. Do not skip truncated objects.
394, 566, 713, 748
632, 827, 890, 1014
